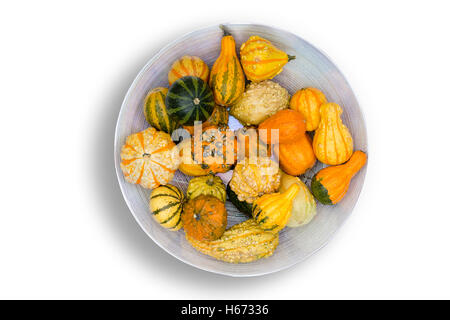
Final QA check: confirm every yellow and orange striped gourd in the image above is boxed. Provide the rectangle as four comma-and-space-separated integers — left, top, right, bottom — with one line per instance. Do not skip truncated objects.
240, 35, 295, 82
313, 103, 353, 165
168, 55, 209, 85
143, 87, 179, 134
290, 87, 327, 131
120, 127, 180, 189
209, 25, 246, 106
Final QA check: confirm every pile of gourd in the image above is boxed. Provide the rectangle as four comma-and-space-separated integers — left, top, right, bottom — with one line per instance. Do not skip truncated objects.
119, 25, 367, 264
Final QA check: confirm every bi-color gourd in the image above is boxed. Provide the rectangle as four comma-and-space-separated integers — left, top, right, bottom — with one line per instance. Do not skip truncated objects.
120, 127, 180, 189
252, 184, 300, 233
168, 55, 209, 85
186, 174, 226, 203
240, 35, 295, 82
149, 184, 185, 231
209, 25, 246, 106
143, 87, 179, 134
311, 150, 367, 205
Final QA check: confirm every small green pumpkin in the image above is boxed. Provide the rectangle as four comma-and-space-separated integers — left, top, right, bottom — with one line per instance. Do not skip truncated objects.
226, 183, 253, 216
143, 87, 179, 134
166, 76, 215, 126
186, 175, 226, 202
149, 184, 185, 231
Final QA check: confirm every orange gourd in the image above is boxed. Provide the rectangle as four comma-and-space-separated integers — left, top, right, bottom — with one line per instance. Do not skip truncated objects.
311, 151, 367, 205
313, 103, 354, 165
178, 139, 210, 176
209, 25, 246, 106
182, 195, 227, 241
235, 126, 271, 159
194, 125, 236, 174
258, 109, 306, 145
120, 127, 180, 189
276, 135, 316, 176
168, 55, 209, 85
290, 87, 327, 131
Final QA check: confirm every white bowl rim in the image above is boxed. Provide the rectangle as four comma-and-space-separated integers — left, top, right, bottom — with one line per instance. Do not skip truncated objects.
113, 22, 369, 277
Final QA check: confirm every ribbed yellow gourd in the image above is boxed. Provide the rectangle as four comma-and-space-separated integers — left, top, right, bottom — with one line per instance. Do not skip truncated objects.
313, 103, 354, 165
168, 55, 209, 85
240, 35, 295, 82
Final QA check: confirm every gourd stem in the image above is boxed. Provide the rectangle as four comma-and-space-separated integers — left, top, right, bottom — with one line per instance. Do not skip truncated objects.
206, 175, 214, 186
219, 24, 232, 37
287, 55, 296, 62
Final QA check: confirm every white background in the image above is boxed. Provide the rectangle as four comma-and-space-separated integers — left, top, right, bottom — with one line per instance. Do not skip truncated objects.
1, 0, 449, 299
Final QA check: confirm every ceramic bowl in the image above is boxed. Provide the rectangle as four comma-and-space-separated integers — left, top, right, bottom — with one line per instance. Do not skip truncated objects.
114, 23, 368, 277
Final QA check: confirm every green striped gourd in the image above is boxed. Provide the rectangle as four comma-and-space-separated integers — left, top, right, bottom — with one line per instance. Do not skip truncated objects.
149, 184, 185, 231
186, 175, 226, 202
166, 76, 215, 126
143, 87, 179, 134
168, 55, 209, 85
209, 25, 246, 106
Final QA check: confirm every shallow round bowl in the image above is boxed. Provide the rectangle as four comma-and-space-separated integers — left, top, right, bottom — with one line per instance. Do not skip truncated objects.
114, 23, 368, 277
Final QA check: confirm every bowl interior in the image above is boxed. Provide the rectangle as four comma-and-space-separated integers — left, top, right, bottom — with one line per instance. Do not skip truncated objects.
114, 24, 368, 277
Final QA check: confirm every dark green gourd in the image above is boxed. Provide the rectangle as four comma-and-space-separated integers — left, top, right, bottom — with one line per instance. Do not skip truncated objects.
226, 184, 253, 217
166, 76, 215, 126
